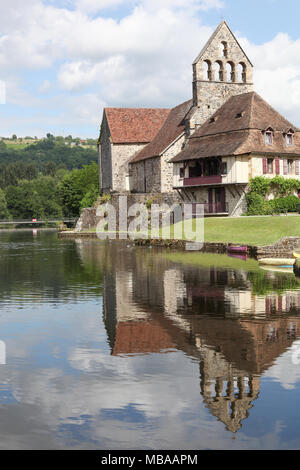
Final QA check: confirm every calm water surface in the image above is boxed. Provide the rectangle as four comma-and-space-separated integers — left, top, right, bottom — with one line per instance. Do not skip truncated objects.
0, 230, 300, 449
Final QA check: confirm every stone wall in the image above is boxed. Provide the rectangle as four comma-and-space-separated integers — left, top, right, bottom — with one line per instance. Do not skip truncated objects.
112, 143, 145, 192
130, 160, 145, 193
161, 135, 185, 192
254, 237, 300, 258
189, 21, 254, 131
130, 135, 185, 194
190, 82, 254, 130
144, 158, 161, 193
226, 184, 248, 217
130, 157, 161, 193
76, 192, 181, 231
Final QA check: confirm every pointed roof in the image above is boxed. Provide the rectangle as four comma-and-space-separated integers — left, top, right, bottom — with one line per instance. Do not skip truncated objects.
130, 99, 193, 163
193, 20, 253, 67
171, 92, 300, 162
103, 107, 170, 144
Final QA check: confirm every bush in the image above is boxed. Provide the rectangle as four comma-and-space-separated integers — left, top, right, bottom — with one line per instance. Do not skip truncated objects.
270, 176, 300, 196
249, 176, 271, 196
268, 195, 299, 214
245, 192, 269, 215
246, 192, 299, 215
247, 176, 300, 215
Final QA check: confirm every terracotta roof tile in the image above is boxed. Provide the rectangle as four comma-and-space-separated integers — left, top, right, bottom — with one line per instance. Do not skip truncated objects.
171, 92, 300, 162
130, 100, 193, 163
104, 108, 170, 144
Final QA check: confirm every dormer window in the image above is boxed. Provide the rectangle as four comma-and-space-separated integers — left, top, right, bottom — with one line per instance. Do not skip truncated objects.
286, 133, 293, 146
264, 129, 273, 145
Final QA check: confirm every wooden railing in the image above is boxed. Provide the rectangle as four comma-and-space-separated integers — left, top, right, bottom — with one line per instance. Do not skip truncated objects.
184, 175, 222, 186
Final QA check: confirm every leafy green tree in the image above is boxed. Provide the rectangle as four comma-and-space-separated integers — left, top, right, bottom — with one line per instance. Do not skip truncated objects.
80, 185, 99, 210
6, 176, 63, 219
0, 188, 10, 220
44, 161, 57, 177
57, 162, 99, 217
0, 141, 7, 152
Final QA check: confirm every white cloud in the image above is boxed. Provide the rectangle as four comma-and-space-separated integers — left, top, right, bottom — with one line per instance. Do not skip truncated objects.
75, 0, 127, 13
39, 79, 52, 93
239, 33, 300, 125
74, 0, 224, 15
264, 342, 300, 390
2, 0, 300, 136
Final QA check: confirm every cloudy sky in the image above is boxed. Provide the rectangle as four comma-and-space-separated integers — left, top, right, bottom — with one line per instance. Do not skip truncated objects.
0, 0, 300, 138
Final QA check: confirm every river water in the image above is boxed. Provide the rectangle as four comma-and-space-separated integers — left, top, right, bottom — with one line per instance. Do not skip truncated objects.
0, 229, 300, 449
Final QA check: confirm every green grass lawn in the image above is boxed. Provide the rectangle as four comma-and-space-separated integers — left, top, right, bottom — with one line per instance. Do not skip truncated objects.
172, 215, 300, 246
76, 215, 300, 246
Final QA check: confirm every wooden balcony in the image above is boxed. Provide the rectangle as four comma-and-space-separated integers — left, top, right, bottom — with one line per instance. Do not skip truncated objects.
184, 175, 222, 187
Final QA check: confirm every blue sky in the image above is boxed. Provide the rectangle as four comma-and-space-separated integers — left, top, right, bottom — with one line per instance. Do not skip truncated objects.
1, 0, 300, 138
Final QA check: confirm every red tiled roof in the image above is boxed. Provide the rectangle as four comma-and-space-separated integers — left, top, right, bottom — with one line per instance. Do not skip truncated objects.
171, 92, 300, 162
130, 100, 193, 163
104, 108, 170, 144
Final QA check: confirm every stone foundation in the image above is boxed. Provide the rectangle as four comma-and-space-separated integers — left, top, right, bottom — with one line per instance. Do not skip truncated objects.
75, 192, 181, 232
254, 237, 300, 259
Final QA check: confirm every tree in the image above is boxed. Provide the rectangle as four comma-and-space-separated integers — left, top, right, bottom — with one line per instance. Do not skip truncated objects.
0, 188, 10, 220
44, 161, 56, 177
5, 176, 63, 219
0, 141, 7, 152
12, 134, 17, 140
57, 162, 99, 217
80, 185, 98, 210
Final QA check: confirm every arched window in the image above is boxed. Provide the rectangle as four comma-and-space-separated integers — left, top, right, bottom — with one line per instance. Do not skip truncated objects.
214, 61, 224, 82
226, 62, 235, 82
237, 62, 247, 83
202, 60, 212, 81
220, 41, 228, 58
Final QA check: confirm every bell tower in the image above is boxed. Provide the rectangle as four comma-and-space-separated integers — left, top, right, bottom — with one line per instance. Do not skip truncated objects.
188, 21, 254, 132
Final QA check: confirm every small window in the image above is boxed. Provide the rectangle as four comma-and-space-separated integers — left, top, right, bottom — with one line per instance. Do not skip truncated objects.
267, 158, 274, 173
179, 167, 185, 179
221, 42, 228, 58
286, 133, 293, 146
265, 131, 273, 145
288, 159, 294, 174
221, 161, 227, 175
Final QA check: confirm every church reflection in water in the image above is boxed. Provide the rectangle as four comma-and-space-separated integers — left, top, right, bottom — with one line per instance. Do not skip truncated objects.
78, 241, 300, 434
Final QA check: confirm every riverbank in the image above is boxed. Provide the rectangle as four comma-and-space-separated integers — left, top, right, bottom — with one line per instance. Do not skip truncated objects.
59, 215, 300, 257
